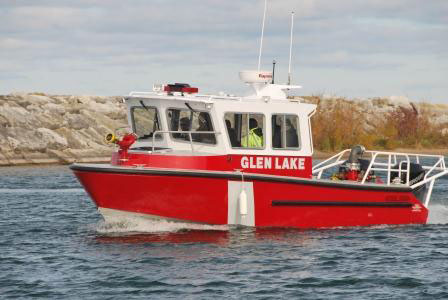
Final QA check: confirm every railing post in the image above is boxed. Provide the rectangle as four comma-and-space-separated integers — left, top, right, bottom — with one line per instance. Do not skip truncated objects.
424, 158, 442, 180
406, 155, 410, 185
387, 154, 391, 185
398, 160, 403, 179
152, 131, 157, 153
188, 132, 194, 153
362, 152, 377, 184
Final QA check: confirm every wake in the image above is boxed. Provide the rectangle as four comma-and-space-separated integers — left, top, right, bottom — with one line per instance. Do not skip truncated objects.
95, 217, 228, 234
94, 203, 448, 234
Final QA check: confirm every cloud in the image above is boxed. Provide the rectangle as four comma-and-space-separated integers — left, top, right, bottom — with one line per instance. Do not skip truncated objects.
0, 0, 447, 102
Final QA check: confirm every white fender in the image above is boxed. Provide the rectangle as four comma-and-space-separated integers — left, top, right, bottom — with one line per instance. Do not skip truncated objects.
239, 189, 248, 215
228, 181, 255, 226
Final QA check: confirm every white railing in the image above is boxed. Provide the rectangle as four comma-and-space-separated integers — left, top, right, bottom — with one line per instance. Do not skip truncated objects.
312, 149, 448, 206
194, 94, 242, 101
128, 91, 242, 101
151, 130, 221, 153
128, 91, 157, 97
312, 149, 353, 179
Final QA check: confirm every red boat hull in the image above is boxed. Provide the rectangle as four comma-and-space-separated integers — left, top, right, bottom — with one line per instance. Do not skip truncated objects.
72, 164, 428, 228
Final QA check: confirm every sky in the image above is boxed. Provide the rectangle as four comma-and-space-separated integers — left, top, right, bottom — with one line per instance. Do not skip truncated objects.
1, 0, 447, 102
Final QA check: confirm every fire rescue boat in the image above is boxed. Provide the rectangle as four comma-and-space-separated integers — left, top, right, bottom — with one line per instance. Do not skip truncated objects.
71, 4, 447, 228
70, 72, 448, 228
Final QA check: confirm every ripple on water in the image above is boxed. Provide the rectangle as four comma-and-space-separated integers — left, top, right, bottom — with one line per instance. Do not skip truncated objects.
428, 204, 448, 224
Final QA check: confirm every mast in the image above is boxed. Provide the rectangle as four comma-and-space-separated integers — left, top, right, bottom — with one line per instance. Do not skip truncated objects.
287, 11, 294, 85
258, 0, 268, 71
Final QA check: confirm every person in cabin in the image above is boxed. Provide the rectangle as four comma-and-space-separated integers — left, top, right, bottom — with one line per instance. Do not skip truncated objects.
225, 120, 239, 147
241, 118, 263, 148
272, 116, 282, 148
179, 117, 191, 141
194, 112, 215, 143
285, 118, 299, 147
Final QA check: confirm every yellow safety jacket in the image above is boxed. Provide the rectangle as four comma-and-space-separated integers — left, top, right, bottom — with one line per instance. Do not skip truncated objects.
241, 128, 263, 148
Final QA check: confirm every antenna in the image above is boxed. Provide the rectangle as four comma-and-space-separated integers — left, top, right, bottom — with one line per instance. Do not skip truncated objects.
287, 11, 294, 85
258, 0, 268, 71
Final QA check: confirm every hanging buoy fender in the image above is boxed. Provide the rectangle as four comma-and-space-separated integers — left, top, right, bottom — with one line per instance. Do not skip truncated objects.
239, 189, 248, 215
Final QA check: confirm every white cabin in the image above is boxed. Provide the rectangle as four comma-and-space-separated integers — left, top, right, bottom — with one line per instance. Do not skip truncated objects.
124, 72, 316, 158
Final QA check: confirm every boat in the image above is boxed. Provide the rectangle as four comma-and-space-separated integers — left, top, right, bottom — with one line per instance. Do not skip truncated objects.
70, 74, 447, 228
70, 5, 448, 229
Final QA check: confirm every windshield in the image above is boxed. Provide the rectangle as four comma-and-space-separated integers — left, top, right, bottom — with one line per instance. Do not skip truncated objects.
167, 108, 216, 144
131, 106, 161, 140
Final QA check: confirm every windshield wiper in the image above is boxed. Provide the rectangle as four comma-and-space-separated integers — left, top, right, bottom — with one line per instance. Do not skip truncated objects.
185, 102, 206, 123
140, 100, 150, 112
185, 102, 196, 112
139, 100, 159, 139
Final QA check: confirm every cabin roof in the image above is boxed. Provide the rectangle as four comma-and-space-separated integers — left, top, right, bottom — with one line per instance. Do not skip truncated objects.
126, 92, 227, 105
125, 91, 314, 107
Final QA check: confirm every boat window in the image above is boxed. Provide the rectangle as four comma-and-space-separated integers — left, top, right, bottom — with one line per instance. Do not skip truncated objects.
272, 114, 300, 149
131, 106, 162, 140
166, 108, 216, 144
224, 113, 265, 149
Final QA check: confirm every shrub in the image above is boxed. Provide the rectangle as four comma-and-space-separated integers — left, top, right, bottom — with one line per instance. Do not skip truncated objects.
309, 97, 447, 151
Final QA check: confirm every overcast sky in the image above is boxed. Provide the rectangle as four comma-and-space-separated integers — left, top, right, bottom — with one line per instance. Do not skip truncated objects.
1, 0, 447, 102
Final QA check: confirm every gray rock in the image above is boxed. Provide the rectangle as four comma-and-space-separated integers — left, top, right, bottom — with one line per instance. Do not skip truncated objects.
36, 128, 68, 150
0, 92, 128, 165
43, 102, 66, 115
65, 113, 90, 130
0, 103, 31, 126
35, 113, 64, 130
5, 127, 48, 152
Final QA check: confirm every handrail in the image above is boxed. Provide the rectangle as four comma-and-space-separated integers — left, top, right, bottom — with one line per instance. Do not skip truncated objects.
360, 152, 412, 185
424, 157, 444, 180
411, 170, 448, 189
194, 94, 242, 101
128, 91, 157, 97
151, 130, 221, 153
312, 149, 351, 178
311, 148, 447, 207
312, 149, 447, 184
128, 91, 242, 102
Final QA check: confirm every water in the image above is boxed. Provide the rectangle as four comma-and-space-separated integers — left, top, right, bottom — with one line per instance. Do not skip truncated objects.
1, 166, 448, 299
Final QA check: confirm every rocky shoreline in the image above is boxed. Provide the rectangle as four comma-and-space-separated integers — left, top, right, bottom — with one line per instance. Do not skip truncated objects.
0, 93, 126, 166
1, 93, 447, 166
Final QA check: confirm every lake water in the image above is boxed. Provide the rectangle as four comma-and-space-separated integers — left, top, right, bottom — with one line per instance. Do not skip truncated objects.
1, 165, 448, 299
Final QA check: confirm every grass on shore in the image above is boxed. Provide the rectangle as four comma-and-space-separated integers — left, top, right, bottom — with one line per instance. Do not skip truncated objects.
307, 97, 448, 154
